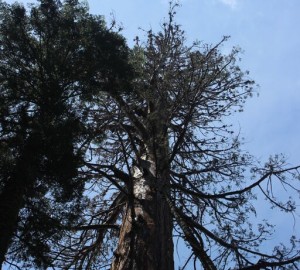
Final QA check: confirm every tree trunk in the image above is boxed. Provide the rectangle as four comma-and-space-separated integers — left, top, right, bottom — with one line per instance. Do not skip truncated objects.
0, 140, 38, 268
0, 175, 26, 267
111, 156, 174, 270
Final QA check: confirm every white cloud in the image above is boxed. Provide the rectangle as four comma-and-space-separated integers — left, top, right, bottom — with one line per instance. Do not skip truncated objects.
219, 0, 238, 9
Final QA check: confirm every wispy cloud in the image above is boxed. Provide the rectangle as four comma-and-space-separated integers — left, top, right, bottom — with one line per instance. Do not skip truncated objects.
218, 0, 238, 9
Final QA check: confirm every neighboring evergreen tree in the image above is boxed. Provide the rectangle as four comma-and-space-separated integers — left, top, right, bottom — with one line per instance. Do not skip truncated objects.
0, 0, 131, 268
50, 4, 300, 270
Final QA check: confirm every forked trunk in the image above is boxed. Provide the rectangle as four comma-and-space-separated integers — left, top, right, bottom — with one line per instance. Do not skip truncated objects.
111, 156, 174, 270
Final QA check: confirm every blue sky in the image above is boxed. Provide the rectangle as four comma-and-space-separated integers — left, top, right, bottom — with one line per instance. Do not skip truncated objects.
87, 1, 300, 251
88, 0, 300, 161
89, 0, 300, 161
7, 0, 300, 160
3, 0, 300, 268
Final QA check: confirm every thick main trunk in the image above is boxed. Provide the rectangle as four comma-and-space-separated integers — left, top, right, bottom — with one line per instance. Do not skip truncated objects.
0, 172, 30, 267
0, 143, 38, 268
111, 160, 174, 270
0, 168, 33, 269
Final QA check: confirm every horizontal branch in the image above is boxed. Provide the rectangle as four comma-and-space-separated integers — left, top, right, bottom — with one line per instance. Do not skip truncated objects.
84, 163, 129, 194
240, 255, 300, 270
171, 165, 300, 200
69, 224, 120, 231
87, 162, 132, 183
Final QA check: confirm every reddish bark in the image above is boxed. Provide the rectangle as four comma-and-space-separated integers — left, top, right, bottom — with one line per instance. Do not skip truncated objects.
111, 157, 174, 270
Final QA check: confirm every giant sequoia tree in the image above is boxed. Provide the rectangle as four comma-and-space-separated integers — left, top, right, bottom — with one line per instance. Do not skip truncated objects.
0, 0, 130, 268
42, 5, 300, 270
1, 1, 300, 270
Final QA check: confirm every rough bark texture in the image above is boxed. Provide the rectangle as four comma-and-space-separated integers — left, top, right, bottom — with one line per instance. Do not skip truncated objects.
111, 155, 174, 270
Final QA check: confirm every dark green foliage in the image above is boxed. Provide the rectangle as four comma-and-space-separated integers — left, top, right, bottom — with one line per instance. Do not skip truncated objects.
0, 0, 131, 268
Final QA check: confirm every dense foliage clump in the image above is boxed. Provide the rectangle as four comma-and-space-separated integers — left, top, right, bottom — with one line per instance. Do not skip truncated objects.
0, 0, 131, 268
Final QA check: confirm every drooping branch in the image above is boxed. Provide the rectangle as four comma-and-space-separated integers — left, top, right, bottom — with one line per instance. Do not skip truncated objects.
240, 255, 300, 270
164, 193, 217, 270
170, 165, 300, 200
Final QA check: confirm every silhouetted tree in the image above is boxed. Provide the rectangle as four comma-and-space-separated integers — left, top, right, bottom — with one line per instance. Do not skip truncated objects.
48, 4, 300, 270
1, 2, 299, 270
0, 0, 131, 268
